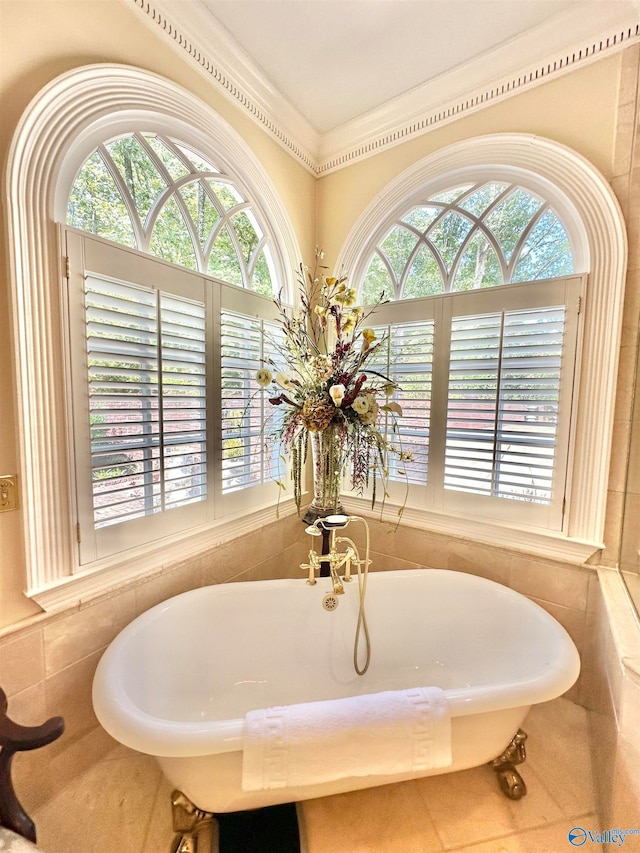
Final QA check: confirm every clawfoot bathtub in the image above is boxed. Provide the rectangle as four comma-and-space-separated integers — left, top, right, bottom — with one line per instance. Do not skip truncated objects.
92, 568, 580, 814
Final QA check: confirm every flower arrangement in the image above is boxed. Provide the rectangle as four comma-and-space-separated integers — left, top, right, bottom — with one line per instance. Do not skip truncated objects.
256, 248, 409, 518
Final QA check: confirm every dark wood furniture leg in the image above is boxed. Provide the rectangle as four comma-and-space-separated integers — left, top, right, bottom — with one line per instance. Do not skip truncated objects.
0, 686, 64, 843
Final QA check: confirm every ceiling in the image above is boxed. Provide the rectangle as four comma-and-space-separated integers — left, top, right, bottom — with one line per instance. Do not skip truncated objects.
198, 0, 632, 134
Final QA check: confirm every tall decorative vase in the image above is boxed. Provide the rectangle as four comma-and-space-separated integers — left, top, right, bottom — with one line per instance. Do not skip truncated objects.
303, 423, 344, 524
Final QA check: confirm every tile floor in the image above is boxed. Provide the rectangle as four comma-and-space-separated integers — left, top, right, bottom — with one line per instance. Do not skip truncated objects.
30, 698, 601, 853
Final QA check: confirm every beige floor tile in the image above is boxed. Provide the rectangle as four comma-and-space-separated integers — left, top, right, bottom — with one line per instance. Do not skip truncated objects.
301, 780, 443, 853
416, 762, 563, 850
140, 772, 177, 853
33, 753, 161, 853
99, 741, 142, 762
523, 699, 596, 816
449, 815, 602, 852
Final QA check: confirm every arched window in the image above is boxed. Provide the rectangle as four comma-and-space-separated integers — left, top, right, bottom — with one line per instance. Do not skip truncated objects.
357, 178, 577, 530
6, 65, 300, 607
64, 130, 291, 563
361, 182, 573, 302
337, 136, 626, 561
68, 132, 278, 295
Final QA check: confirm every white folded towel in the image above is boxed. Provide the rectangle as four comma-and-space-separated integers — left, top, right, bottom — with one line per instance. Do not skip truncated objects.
241, 686, 451, 791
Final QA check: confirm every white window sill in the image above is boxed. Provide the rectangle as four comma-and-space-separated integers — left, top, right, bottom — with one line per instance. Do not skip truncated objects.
28, 496, 302, 613
341, 495, 603, 566
30, 486, 602, 614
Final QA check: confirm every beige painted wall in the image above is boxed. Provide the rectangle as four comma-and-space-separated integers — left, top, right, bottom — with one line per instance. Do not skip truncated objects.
0, 0, 315, 628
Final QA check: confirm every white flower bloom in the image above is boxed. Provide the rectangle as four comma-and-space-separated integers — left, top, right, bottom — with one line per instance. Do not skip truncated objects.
275, 371, 294, 389
255, 368, 273, 388
329, 384, 346, 406
352, 395, 370, 415
359, 399, 379, 425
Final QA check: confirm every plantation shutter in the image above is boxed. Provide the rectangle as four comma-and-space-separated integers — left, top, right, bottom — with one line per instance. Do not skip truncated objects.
159, 293, 207, 508
445, 305, 564, 502
220, 310, 284, 494
67, 233, 212, 565
358, 277, 580, 529
371, 320, 434, 486
85, 275, 207, 529
220, 311, 262, 493
438, 278, 580, 528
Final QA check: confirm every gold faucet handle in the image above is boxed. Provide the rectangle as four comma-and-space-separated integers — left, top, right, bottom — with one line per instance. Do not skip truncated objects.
300, 549, 320, 585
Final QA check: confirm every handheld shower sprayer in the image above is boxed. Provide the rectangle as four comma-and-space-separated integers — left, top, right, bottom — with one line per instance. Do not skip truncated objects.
320, 514, 350, 529
300, 513, 372, 675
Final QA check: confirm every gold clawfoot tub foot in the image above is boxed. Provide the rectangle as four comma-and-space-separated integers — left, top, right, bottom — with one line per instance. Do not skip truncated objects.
170, 789, 215, 853
490, 728, 528, 800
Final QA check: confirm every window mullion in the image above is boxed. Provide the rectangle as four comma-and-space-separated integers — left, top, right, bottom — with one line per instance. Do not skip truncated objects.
156, 291, 166, 513
171, 189, 206, 273
248, 235, 268, 282
505, 205, 547, 281
426, 298, 449, 508
491, 312, 507, 497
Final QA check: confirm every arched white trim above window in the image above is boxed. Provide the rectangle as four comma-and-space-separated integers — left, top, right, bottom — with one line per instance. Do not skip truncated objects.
5, 64, 301, 605
337, 134, 627, 562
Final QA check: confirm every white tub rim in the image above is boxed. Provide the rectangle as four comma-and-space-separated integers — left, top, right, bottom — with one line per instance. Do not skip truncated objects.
92, 568, 581, 758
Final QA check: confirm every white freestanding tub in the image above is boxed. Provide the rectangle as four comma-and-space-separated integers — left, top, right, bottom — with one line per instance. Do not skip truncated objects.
92, 568, 580, 812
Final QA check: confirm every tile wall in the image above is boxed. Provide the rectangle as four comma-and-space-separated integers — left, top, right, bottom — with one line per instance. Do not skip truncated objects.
587, 570, 640, 834
609, 42, 640, 572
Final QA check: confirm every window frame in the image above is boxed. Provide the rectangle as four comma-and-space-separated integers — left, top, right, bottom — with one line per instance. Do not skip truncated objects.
5, 64, 301, 610
370, 276, 582, 522
336, 137, 627, 563
66, 228, 287, 567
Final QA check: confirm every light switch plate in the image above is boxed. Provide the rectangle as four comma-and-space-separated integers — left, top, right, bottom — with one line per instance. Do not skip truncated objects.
0, 475, 18, 512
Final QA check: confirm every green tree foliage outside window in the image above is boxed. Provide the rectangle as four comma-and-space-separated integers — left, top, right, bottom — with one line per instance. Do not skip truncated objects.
67, 132, 278, 295
361, 182, 574, 303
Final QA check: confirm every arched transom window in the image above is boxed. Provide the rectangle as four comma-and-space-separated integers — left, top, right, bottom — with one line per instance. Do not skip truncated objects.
68, 132, 278, 295
361, 182, 574, 303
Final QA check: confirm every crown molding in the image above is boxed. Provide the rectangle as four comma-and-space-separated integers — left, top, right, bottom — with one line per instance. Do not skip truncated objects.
318, 4, 640, 174
129, 0, 320, 173
129, 0, 640, 177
